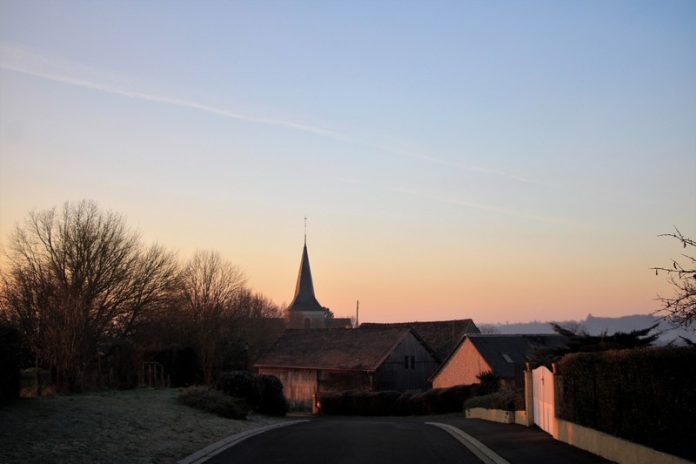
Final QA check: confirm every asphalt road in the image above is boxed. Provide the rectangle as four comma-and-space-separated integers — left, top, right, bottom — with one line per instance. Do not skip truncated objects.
205, 417, 613, 464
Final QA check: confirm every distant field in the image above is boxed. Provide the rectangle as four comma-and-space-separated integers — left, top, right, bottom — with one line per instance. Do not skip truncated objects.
0, 388, 286, 464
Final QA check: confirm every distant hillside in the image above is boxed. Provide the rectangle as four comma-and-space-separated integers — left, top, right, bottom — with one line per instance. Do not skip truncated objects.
483, 314, 695, 345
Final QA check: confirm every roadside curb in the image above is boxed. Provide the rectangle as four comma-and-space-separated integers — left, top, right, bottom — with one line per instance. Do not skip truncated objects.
426, 422, 510, 464
177, 420, 309, 464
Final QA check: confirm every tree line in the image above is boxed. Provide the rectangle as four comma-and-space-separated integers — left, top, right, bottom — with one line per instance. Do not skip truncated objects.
0, 200, 284, 393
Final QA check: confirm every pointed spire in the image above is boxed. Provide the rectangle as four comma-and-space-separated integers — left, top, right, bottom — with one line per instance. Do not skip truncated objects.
287, 240, 324, 312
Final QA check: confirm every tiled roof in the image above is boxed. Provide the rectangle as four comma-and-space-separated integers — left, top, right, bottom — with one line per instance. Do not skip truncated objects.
254, 327, 413, 371
360, 319, 480, 362
327, 318, 353, 328
467, 334, 567, 378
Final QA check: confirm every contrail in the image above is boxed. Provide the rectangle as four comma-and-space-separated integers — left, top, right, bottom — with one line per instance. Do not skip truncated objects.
0, 42, 533, 184
0, 46, 340, 137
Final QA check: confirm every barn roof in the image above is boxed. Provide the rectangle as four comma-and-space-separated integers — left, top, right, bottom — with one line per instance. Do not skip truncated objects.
435, 334, 567, 379
359, 319, 480, 362
254, 327, 424, 372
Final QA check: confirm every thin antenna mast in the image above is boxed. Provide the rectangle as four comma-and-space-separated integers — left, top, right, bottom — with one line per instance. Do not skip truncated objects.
356, 300, 359, 328
304, 216, 307, 245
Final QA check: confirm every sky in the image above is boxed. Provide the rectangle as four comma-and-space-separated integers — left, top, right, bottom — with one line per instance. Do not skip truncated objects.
0, 1, 694, 324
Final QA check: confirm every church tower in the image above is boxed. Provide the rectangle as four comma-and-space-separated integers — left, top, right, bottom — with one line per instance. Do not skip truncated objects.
286, 239, 331, 329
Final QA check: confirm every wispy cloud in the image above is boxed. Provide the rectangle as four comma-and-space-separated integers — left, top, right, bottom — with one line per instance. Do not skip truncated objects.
389, 186, 574, 226
370, 142, 533, 183
0, 42, 340, 137
0, 42, 532, 184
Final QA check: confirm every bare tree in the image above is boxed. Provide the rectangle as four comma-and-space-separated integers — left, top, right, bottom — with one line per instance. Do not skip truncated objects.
0, 200, 178, 392
653, 228, 696, 329
478, 324, 500, 334
179, 250, 246, 383
230, 288, 282, 319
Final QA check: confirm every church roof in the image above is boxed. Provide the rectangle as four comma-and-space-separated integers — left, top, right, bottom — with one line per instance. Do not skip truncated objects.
360, 319, 480, 362
255, 327, 427, 372
287, 243, 325, 312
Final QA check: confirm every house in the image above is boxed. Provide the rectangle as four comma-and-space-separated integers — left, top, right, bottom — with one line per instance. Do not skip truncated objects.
255, 327, 440, 410
360, 319, 480, 362
431, 334, 566, 388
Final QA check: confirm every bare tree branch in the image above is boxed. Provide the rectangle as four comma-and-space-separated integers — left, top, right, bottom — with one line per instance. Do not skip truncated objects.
653, 227, 696, 330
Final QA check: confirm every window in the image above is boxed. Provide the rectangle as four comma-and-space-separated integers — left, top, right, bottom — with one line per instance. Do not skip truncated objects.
404, 356, 409, 369
410, 356, 415, 369
304, 318, 311, 329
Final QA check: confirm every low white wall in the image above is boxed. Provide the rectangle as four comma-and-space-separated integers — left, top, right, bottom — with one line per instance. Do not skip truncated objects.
553, 418, 692, 464
465, 407, 513, 424
514, 410, 529, 426
465, 408, 531, 426
467, 407, 690, 464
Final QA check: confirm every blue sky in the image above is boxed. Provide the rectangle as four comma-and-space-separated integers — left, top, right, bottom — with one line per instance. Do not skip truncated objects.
1, 1, 694, 323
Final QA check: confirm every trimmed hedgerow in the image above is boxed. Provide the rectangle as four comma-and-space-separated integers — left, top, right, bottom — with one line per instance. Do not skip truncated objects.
177, 386, 249, 419
558, 346, 696, 462
463, 388, 524, 412
319, 384, 476, 416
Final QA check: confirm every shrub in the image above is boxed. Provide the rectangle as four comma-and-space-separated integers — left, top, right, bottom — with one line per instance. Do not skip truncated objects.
216, 371, 288, 417
0, 323, 21, 403
319, 385, 475, 416
256, 375, 288, 417
475, 371, 500, 394
558, 346, 696, 461
216, 371, 258, 401
177, 386, 249, 419
464, 388, 524, 411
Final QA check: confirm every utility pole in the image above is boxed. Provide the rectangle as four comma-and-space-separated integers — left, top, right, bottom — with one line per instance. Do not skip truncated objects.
355, 300, 360, 328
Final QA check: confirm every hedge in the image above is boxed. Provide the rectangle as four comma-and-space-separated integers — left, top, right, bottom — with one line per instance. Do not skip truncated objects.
319, 385, 476, 416
216, 371, 288, 416
558, 346, 696, 461
0, 323, 22, 403
178, 386, 249, 419
463, 388, 524, 411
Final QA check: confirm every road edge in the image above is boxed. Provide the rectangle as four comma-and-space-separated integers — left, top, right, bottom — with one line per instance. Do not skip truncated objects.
426, 422, 510, 464
177, 419, 309, 464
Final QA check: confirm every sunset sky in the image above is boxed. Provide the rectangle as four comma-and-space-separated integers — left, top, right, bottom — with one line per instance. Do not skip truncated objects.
1, 1, 694, 324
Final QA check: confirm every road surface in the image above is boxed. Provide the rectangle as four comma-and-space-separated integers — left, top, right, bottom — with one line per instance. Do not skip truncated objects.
204, 417, 612, 464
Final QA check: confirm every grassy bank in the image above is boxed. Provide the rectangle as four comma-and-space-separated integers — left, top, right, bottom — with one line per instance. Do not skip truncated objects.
0, 388, 286, 464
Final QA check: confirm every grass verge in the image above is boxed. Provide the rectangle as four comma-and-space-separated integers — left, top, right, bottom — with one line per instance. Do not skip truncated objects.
0, 388, 286, 464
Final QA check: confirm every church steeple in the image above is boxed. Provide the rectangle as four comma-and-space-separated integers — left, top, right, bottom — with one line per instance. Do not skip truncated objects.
288, 242, 324, 312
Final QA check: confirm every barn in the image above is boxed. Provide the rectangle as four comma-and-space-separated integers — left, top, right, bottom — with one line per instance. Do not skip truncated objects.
360, 319, 480, 362
431, 334, 566, 388
255, 327, 439, 411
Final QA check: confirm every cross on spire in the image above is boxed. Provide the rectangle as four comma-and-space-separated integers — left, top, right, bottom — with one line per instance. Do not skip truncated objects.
304, 216, 307, 245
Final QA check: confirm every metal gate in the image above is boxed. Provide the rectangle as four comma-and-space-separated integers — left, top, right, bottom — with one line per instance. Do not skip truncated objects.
532, 365, 556, 435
